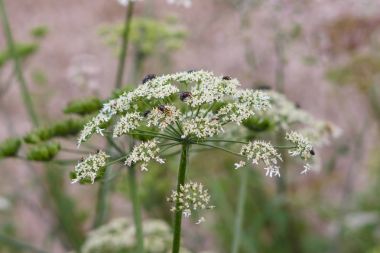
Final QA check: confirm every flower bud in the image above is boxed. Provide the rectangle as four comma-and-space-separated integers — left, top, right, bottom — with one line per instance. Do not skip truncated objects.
0, 138, 22, 158
27, 142, 61, 161
64, 97, 102, 116
24, 118, 87, 144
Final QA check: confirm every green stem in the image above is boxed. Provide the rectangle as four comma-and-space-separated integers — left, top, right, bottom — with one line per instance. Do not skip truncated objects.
93, 1, 135, 228
0, 234, 48, 253
93, 167, 113, 228
172, 144, 190, 253
128, 164, 144, 253
231, 167, 249, 253
0, 0, 39, 126
205, 139, 248, 144
115, 1, 135, 89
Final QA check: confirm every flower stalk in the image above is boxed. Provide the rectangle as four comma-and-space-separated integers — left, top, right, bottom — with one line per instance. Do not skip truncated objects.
231, 166, 249, 253
115, 1, 135, 89
128, 164, 144, 253
0, 0, 39, 126
172, 143, 190, 253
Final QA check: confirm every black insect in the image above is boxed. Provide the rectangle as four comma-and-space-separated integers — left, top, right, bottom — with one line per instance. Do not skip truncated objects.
143, 110, 151, 117
158, 105, 166, 112
142, 74, 157, 84
180, 92, 192, 101
222, 75, 232, 80
187, 69, 198, 73
310, 149, 315, 156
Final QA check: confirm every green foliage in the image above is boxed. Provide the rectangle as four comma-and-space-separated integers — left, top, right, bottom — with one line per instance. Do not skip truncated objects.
30, 25, 49, 39
326, 54, 380, 91
45, 165, 86, 250
26, 142, 61, 161
242, 117, 273, 133
99, 16, 186, 58
0, 138, 21, 158
24, 118, 87, 144
64, 97, 103, 116
0, 43, 39, 68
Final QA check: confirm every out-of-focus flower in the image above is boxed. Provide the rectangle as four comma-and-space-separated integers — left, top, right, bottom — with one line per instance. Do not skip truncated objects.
81, 218, 191, 253
0, 196, 11, 211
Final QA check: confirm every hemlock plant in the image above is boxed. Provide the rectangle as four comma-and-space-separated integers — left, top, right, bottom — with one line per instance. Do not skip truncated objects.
72, 70, 337, 253
0, 70, 339, 253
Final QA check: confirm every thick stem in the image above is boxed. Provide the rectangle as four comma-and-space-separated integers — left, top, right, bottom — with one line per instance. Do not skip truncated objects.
128, 164, 144, 253
231, 167, 249, 253
115, 2, 135, 89
172, 144, 190, 253
0, 0, 39, 126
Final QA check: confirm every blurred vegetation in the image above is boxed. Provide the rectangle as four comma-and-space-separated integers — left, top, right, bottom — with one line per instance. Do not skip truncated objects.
2, 1, 380, 253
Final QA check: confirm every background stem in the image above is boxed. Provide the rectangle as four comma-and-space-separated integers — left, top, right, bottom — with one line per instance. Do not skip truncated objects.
0, 234, 48, 253
231, 167, 249, 253
172, 144, 190, 253
115, 1, 135, 89
93, 1, 136, 228
0, 0, 39, 126
128, 164, 144, 253
92, 168, 113, 228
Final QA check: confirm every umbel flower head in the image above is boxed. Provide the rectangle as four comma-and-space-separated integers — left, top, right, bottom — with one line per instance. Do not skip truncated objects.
235, 141, 282, 177
72, 150, 109, 184
167, 181, 214, 223
77, 70, 281, 174
74, 70, 323, 178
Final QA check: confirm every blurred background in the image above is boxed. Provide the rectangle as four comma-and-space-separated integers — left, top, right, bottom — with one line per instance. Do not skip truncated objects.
1, 0, 380, 252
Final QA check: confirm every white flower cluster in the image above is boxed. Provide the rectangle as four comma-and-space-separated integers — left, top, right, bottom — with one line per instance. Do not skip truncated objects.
216, 90, 270, 125
236, 141, 282, 177
167, 182, 214, 222
77, 70, 270, 146
72, 151, 109, 184
113, 112, 143, 138
78, 113, 111, 145
146, 105, 181, 129
125, 140, 164, 171
181, 116, 223, 139
81, 218, 191, 253
264, 91, 314, 130
286, 131, 314, 161
117, 0, 192, 7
